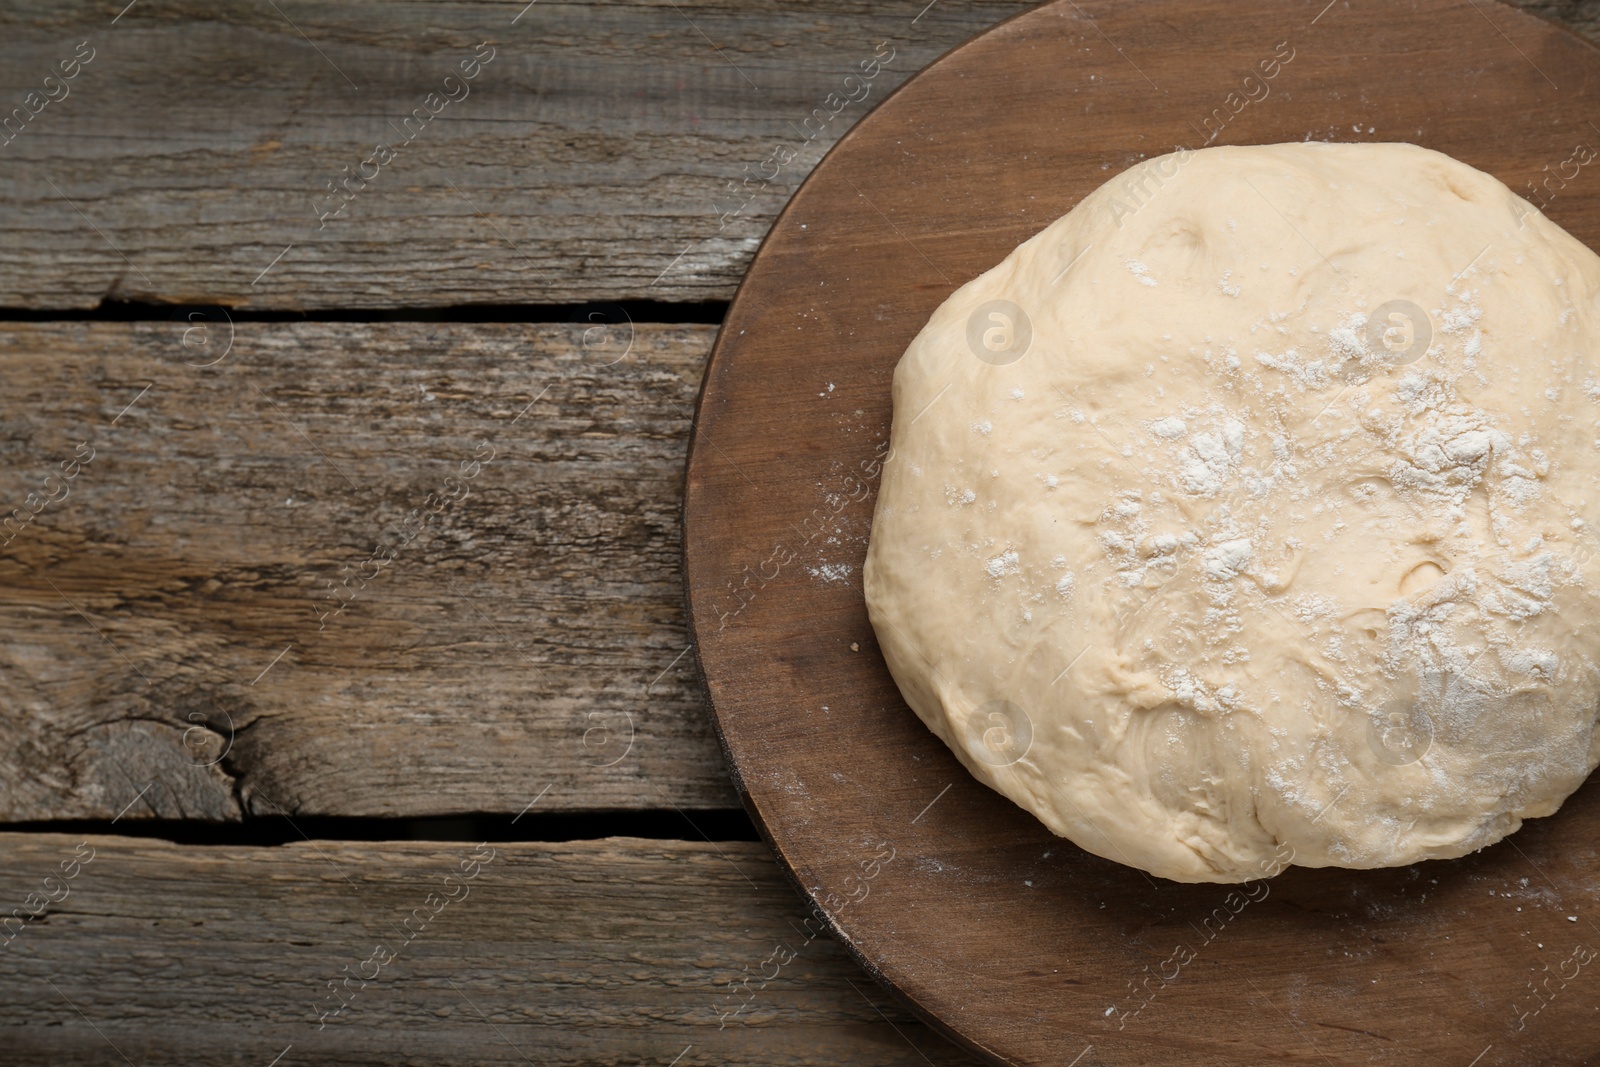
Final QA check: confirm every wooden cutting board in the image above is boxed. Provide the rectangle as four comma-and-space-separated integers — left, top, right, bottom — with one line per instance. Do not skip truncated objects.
681, 1, 1600, 1063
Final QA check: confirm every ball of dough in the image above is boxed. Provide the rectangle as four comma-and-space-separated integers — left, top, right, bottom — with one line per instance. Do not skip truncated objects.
864, 141, 1600, 884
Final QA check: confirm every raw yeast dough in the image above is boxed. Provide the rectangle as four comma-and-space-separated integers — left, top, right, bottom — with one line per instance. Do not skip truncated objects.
863, 142, 1600, 883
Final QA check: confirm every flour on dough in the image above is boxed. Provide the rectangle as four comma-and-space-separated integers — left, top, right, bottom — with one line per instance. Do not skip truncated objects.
863, 141, 1600, 883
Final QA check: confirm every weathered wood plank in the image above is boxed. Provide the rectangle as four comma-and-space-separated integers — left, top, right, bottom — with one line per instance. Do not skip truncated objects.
3, 0, 1589, 311
0, 833, 983, 1065
0, 321, 735, 820
0, 0, 1040, 309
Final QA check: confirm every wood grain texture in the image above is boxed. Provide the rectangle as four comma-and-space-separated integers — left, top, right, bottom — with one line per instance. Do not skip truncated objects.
683, 0, 1600, 1063
0, 832, 982, 1065
0, 321, 735, 821
1, 0, 1590, 312
0, 0, 1039, 310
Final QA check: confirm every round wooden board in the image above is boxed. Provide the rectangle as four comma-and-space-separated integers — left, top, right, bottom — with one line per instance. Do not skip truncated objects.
682, 1, 1600, 1063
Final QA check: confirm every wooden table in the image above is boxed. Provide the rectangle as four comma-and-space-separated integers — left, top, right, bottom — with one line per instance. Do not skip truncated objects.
1, 1, 1594, 1063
